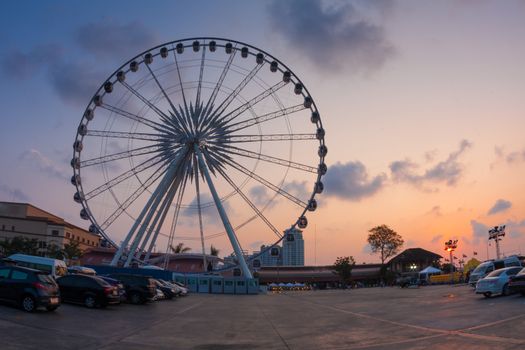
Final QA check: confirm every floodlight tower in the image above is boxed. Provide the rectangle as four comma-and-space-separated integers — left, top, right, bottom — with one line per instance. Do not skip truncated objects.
488, 225, 506, 260
445, 239, 458, 283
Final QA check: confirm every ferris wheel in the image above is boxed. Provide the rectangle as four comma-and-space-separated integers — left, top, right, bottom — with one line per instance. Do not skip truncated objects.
71, 38, 326, 277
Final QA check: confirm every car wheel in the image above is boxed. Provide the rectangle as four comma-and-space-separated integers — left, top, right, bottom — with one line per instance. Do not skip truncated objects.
129, 292, 142, 305
46, 305, 59, 312
502, 284, 509, 296
483, 292, 491, 298
21, 295, 36, 312
84, 295, 97, 308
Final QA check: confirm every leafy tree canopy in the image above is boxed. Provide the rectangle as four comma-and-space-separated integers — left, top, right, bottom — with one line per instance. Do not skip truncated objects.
367, 225, 404, 265
333, 256, 356, 287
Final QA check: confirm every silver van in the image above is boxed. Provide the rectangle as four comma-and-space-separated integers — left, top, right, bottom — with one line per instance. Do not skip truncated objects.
468, 255, 522, 286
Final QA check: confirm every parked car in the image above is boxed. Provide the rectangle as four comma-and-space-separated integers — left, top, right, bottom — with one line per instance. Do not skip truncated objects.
475, 266, 523, 297
67, 266, 97, 276
8, 254, 67, 279
98, 276, 127, 301
172, 281, 189, 296
57, 274, 120, 308
154, 279, 179, 299
107, 273, 157, 304
0, 265, 60, 312
160, 279, 187, 296
508, 267, 525, 296
469, 255, 522, 286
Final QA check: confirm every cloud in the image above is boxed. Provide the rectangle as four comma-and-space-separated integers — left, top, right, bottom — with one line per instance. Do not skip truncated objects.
1, 20, 157, 106
75, 19, 157, 59
492, 146, 525, 169
427, 206, 442, 217
430, 234, 443, 244
1, 44, 60, 79
181, 193, 234, 226
362, 243, 373, 254
267, 0, 394, 73
19, 149, 69, 180
487, 199, 512, 215
323, 161, 386, 201
390, 140, 472, 190
283, 180, 310, 200
249, 185, 275, 208
471, 220, 489, 241
0, 184, 30, 202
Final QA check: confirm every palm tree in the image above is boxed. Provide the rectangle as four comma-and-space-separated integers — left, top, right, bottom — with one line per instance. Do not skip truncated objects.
170, 242, 191, 254
210, 245, 220, 257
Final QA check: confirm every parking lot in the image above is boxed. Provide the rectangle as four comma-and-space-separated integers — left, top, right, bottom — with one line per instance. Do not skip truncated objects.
1, 284, 525, 349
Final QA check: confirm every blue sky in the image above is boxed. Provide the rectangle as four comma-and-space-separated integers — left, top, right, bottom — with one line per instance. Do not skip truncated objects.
1, 0, 525, 264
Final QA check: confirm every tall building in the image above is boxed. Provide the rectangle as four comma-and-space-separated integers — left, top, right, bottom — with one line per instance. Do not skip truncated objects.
0, 201, 101, 256
282, 228, 304, 266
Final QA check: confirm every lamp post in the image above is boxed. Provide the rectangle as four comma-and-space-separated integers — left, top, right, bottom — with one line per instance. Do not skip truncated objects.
445, 239, 458, 283
488, 225, 505, 260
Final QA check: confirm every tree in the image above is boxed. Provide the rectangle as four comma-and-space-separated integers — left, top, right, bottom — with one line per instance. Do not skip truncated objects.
61, 241, 83, 260
367, 225, 404, 265
0, 237, 39, 256
170, 242, 191, 254
333, 256, 356, 288
210, 245, 220, 257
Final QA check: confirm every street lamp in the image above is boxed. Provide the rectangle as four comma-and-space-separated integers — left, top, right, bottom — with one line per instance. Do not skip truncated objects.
444, 239, 458, 283
488, 225, 505, 260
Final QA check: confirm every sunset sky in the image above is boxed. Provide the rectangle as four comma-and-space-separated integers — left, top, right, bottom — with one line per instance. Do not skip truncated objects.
1, 0, 524, 266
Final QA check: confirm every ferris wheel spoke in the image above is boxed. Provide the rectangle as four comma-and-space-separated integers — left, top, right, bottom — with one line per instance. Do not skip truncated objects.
214, 80, 288, 128
195, 43, 206, 108
80, 144, 166, 168
221, 156, 307, 208
224, 104, 306, 134
215, 144, 318, 174
171, 43, 190, 113
210, 133, 317, 144
120, 80, 171, 123
98, 103, 167, 133
84, 154, 171, 201
203, 63, 263, 134
99, 157, 171, 231
203, 47, 238, 119
217, 166, 282, 239
85, 130, 167, 142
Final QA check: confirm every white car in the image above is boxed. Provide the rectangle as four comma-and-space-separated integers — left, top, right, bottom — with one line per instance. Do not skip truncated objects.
475, 266, 522, 298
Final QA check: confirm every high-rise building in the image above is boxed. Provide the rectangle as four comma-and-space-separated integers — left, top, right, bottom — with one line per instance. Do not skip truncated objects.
282, 228, 304, 266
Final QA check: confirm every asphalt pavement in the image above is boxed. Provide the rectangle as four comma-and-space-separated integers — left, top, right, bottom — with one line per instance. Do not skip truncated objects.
1, 285, 525, 349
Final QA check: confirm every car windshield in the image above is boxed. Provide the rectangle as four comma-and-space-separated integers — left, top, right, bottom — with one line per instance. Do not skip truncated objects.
518, 268, 525, 276
486, 269, 505, 277
473, 263, 490, 274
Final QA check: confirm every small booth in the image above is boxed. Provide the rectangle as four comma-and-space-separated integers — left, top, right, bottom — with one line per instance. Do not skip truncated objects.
223, 277, 235, 294
235, 278, 248, 294
186, 275, 198, 293
247, 278, 259, 294
210, 276, 224, 294
419, 266, 442, 284
197, 275, 210, 293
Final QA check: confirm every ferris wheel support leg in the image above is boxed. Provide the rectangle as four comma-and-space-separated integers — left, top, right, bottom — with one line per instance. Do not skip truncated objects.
194, 144, 253, 279
134, 175, 181, 263
110, 148, 185, 266
124, 153, 185, 267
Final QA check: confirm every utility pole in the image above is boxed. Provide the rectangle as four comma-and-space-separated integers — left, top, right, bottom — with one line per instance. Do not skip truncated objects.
488, 225, 506, 260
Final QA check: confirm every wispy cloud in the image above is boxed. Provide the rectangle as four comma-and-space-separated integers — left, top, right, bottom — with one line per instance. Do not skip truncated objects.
487, 199, 512, 215
323, 161, 387, 201
431, 234, 443, 244
0, 184, 30, 202
75, 19, 158, 59
390, 140, 472, 190
19, 149, 69, 180
427, 206, 442, 217
267, 0, 394, 73
1, 19, 157, 106
491, 146, 525, 169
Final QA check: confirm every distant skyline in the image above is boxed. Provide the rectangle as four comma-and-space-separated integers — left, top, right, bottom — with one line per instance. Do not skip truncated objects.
1, 1, 524, 265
